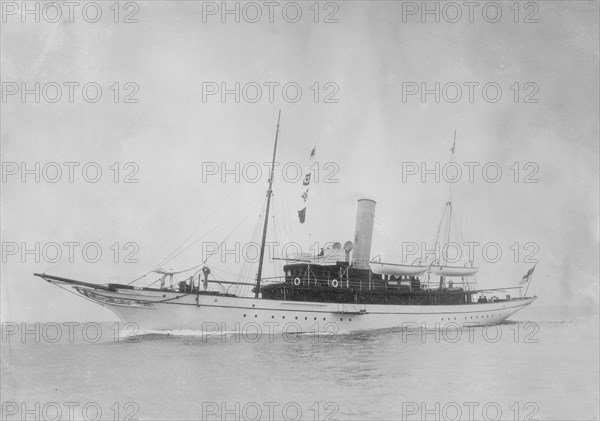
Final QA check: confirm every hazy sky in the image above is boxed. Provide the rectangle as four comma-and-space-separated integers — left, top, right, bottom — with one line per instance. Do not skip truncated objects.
1, 1, 598, 322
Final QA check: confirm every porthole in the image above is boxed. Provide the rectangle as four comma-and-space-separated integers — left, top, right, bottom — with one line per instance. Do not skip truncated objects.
243, 314, 246, 317
295, 316, 298, 320
349, 318, 352, 322
304, 317, 308, 320
314, 317, 317, 320
340, 318, 343, 321
282, 316, 285, 319
271, 315, 274, 319
254, 315, 258, 318
323, 318, 326, 321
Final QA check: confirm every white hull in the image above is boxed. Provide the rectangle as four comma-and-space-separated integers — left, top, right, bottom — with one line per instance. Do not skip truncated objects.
71, 284, 536, 334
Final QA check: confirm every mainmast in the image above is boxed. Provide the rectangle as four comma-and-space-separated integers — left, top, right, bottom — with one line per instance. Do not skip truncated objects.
434, 131, 457, 266
427, 132, 479, 288
254, 110, 281, 298
443, 130, 457, 265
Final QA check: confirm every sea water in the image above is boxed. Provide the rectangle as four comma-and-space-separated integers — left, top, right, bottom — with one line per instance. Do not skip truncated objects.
2, 305, 598, 420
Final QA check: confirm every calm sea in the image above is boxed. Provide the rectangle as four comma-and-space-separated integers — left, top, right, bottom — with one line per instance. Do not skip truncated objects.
2, 305, 598, 421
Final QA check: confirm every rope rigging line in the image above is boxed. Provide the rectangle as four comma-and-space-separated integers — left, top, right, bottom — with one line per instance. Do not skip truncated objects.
417, 207, 445, 250
276, 191, 294, 246
126, 188, 242, 285
152, 201, 264, 292
153, 185, 238, 270
200, 200, 264, 265
269, 204, 284, 282
433, 202, 449, 252
159, 200, 261, 267
126, 270, 154, 286
127, 199, 261, 287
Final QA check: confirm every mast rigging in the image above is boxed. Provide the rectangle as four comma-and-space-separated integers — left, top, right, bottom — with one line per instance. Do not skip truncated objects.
254, 110, 281, 298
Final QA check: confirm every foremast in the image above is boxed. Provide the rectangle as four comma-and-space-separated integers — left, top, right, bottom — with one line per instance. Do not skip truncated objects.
254, 110, 281, 298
